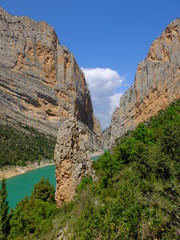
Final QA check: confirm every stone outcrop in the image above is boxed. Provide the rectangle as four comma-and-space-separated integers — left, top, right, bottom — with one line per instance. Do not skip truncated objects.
54, 118, 95, 207
109, 18, 180, 146
0, 7, 101, 139
102, 126, 111, 149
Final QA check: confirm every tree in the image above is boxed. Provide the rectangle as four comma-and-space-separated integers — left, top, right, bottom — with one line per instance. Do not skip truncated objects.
161, 124, 180, 161
9, 178, 56, 238
133, 123, 154, 145
31, 177, 55, 203
0, 178, 10, 239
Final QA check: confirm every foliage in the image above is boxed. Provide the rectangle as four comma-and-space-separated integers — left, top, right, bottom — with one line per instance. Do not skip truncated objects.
0, 179, 11, 240
77, 176, 93, 192
133, 123, 155, 145
60, 99, 179, 239
0, 124, 56, 167
8, 178, 56, 239
2, 99, 180, 239
149, 99, 180, 129
32, 177, 55, 203
93, 150, 122, 188
161, 124, 180, 161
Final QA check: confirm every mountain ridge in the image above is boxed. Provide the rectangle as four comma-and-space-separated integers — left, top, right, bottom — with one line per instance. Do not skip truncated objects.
108, 18, 180, 146
0, 7, 101, 141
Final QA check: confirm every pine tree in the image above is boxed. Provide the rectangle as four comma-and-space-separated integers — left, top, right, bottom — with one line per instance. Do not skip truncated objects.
0, 178, 10, 239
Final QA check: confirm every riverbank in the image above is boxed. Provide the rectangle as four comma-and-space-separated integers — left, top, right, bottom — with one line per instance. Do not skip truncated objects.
89, 150, 104, 158
0, 151, 104, 181
0, 160, 55, 180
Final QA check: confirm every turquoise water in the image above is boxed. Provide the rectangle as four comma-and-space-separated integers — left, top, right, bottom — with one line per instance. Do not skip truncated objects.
3, 165, 56, 209
91, 155, 100, 161
91, 149, 108, 161
2, 152, 107, 209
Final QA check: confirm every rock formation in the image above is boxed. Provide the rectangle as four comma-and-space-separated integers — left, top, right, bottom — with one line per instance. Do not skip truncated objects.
109, 18, 180, 146
54, 118, 95, 207
102, 126, 111, 149
0, 7, 101, 139
0, 7, 102, 207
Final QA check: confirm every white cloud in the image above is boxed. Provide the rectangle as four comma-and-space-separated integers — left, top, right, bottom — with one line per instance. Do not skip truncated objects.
81, 67, 123, 130
110, 93, 123, 114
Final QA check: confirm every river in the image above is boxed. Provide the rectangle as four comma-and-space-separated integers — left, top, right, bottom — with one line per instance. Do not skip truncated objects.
3, 165, 56, 209
1, 153, 103, 209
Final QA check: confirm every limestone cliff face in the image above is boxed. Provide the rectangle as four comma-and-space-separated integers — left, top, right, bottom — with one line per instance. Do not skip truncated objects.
0, 7, 101, 137
102, 126, 111, 149
110, 18, 180, 145
54, 118, 95, 207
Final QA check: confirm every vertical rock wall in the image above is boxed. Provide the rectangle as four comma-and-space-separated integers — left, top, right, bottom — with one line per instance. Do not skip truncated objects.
0, 7, 102, 206
0, 7, 101, 137
110, 18, 180, 145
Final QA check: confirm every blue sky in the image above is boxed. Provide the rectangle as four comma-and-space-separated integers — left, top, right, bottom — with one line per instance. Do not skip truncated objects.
0, 0, 179, 129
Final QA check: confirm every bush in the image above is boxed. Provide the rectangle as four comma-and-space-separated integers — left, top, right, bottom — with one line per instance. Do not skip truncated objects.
9, 178, 56, 239
4, 99, 180, 239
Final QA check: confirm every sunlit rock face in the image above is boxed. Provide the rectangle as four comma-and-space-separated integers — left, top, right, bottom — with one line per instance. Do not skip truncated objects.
0, 7, 101, 138
110, 18, 180, 146
54, 118, 97, 207
0, 7, 103, 206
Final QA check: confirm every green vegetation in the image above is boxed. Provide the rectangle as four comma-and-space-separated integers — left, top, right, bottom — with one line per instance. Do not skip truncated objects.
1, 99, 180, 239
0, 124, 56, 167
9, 177, 56, 239
48, 99, 179, 239
0, 179, 11, 239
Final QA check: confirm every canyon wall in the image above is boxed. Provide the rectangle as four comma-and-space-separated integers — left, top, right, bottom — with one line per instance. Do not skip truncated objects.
0, 7, 103, 206
110, 18, 180, 145
0, 7, 101, 139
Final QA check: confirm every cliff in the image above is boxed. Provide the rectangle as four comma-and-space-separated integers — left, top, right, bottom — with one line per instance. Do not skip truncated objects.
109, 18, 180, 145
54, 118, 97, 206
0, 7, 101, 140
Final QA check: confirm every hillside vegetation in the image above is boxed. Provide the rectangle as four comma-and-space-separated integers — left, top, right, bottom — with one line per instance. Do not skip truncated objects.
1, 99, 180, 239
0, 124, 56, 167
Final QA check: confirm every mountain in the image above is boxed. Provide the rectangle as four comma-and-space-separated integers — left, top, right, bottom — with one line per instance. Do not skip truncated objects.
0, 7, 101, 141
108, 18, 180, 146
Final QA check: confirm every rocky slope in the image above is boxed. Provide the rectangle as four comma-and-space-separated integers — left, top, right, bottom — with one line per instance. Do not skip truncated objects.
102, 126, 111, 149
0, 7, 101, 141
54, 118, 96, 207
109, 18, 180, 146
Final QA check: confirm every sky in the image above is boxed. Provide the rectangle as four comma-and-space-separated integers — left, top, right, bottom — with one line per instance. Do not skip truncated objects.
0, 0, 179, 129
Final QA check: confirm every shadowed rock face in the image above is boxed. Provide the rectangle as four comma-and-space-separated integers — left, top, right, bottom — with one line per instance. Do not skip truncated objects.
54, 118, 96, 207
109, 18, 180, 146
0, 7, 101, 137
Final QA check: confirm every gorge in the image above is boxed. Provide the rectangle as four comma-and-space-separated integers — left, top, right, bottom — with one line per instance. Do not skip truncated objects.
0, 7, 180, 239
0, 6, 102, 204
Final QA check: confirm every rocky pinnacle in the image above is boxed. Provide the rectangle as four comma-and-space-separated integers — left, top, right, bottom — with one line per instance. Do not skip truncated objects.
54, 118, 96, 207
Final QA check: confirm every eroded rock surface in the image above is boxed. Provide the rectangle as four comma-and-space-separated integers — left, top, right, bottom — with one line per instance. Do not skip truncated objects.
0, 7, 101, 138
109, 18, 180, 146
0, 7, 102, 206
54, 118, 95, 207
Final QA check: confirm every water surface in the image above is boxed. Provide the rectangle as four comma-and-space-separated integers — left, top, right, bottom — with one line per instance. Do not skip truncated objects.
4, 165, 56, 209
2, 152, 107, 209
